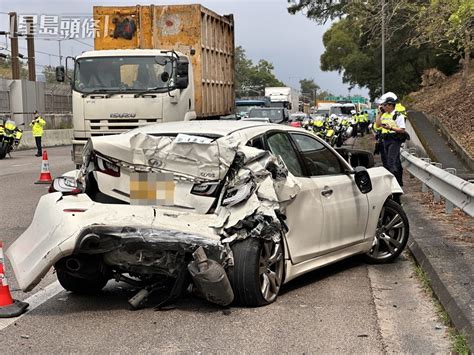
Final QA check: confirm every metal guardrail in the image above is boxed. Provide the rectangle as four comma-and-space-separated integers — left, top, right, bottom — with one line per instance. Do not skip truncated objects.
401, 149, 474, 216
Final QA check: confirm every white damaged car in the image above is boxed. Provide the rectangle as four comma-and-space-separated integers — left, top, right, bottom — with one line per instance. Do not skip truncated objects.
7, 121, 409, 308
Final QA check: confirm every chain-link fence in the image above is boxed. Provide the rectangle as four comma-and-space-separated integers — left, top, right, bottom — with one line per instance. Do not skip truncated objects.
44, 83, 72, 113
0, 91, 9, 113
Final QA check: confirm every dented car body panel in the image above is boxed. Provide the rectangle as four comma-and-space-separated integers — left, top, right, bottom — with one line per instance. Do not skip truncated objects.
7, 121, 404, 303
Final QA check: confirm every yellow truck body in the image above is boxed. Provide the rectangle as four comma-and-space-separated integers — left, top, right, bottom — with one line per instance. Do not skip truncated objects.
93, 4, 235, 118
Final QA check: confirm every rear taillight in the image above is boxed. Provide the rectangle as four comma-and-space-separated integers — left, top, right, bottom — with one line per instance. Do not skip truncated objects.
96, 155, 120, 177
191, 181, 220, 197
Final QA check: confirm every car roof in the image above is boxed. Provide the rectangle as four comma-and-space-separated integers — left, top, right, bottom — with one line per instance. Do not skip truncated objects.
129, 120, 296, 138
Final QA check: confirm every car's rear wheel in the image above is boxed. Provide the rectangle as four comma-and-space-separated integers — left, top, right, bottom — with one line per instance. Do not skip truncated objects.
229, 237, 284, 307
364, 199, 409, 263
56, 269, 108, 294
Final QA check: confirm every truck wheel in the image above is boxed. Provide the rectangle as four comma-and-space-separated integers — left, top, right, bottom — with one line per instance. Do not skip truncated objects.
364, 199, 409, 264
229, 237, 284, 307
56, 269, 108, 295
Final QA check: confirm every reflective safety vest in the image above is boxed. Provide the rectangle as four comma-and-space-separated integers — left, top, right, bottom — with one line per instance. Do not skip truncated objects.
30, 116, 46, 137
379, 111, 401, 135
363, 113, 369, 122
395, 103, 406, 115
313, 120, 324, 128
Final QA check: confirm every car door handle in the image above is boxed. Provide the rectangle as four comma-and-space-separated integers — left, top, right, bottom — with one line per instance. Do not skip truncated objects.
321, 187, 333, 197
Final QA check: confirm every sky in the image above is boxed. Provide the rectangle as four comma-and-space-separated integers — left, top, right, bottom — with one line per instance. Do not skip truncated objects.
0, 0, 369, 97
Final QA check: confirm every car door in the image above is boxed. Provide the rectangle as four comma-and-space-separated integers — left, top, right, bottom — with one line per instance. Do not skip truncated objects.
263, 131, 325, 264
289, 133, 369, 252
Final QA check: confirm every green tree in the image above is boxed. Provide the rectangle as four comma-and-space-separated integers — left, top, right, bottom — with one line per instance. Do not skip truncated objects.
289, 0, 459, 99
410, 0, 473, 89
0, 56, 28, 79
235, 46, 285, 97
299, 78, 320, 103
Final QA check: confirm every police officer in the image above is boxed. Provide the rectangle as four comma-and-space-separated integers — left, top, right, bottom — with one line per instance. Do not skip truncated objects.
30, 111, 46, 157
375, 94, 406, 187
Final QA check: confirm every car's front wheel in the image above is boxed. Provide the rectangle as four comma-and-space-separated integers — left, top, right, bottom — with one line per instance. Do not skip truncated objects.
365, 199, 409, 263
229, 237, 284, 307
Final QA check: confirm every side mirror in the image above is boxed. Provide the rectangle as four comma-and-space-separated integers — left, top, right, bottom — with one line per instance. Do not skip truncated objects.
175, 57, 189, 89
354, 166, 372, 194
55, 66, 65, 82
335, 148, 375, 169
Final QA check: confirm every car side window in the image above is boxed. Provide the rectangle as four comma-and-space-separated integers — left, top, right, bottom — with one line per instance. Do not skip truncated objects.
291, 133, 344, 176
266, 132, 303, 177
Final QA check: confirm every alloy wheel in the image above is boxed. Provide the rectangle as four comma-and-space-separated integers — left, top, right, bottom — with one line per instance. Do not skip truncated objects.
368, 204, 407, 260
259, 241, 284, 302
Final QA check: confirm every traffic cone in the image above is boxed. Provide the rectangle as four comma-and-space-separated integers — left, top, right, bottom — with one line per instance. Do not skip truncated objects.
35, 150, 53, 184
0, 241, 29, 318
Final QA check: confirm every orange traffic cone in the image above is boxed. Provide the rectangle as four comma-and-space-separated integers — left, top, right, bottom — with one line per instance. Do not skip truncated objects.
0, 241, 29, 318
35, 150, 53, 184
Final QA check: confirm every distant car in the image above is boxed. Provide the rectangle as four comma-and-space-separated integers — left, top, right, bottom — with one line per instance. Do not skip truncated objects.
7, 121, 409, 309
248, 107, 288, 124
289, 113, 310, 122
313, 109, 330, 117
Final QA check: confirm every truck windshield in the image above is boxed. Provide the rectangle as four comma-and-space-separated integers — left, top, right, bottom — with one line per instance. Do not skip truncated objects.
74, 56, 174, 94
330, 106, 354, 115
248, 108, 285, 123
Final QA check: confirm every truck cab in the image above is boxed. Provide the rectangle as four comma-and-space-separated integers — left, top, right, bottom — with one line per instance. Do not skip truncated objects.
65, 49, 194, 164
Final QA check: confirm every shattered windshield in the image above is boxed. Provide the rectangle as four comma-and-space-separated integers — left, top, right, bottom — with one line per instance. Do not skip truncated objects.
74, 56, 174, 93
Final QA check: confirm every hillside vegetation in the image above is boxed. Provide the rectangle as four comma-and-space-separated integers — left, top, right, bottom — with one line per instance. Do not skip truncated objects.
408, 66, 474, 158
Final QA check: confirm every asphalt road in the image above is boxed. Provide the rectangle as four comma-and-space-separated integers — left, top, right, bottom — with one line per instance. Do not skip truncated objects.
0, 146, 450, 353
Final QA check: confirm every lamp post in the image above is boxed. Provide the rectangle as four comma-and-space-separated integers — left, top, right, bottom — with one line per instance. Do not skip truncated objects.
381, 0, 385, 94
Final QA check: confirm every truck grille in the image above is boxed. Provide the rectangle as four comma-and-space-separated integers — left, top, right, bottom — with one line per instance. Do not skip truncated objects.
87, 118, 160, 136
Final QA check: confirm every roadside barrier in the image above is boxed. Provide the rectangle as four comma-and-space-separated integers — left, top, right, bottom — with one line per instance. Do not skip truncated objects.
35, 150, 53, 185
0, 241, 29, 318
401, 148, 474, 216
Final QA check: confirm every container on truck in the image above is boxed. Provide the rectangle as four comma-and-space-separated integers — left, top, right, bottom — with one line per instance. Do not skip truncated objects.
56, 4, 235, 164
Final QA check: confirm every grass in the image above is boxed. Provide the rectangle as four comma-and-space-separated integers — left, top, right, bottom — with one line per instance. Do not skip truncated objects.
413, 264, 470, 354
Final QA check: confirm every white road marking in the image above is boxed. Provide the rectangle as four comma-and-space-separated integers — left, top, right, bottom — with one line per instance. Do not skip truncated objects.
11, 163, 32, 167
0, 281, 63, 331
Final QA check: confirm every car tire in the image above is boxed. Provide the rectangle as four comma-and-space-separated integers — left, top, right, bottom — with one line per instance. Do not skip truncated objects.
364, 199, 409, 264
229, 237, 284, 307
56, 269, 108, 294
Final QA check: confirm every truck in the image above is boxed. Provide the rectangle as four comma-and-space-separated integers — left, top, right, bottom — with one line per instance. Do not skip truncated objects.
57, 4, 235, 164
264, 87, 299, 114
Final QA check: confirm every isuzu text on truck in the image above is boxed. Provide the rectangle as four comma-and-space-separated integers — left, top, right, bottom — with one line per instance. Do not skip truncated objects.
56, 4, 235, 165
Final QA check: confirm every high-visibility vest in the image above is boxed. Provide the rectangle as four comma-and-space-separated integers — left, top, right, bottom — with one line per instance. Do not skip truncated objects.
379, 112, 401, 135
395, 103, 406, 116
313, 120, 324, 127
30, 116, 46, 137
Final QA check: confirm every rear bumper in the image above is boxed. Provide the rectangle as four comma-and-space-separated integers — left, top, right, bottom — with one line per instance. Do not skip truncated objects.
6, 193, 221, 291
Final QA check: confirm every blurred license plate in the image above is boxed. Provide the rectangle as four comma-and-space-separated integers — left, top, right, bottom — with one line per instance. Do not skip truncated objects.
129, 172, 175, 206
